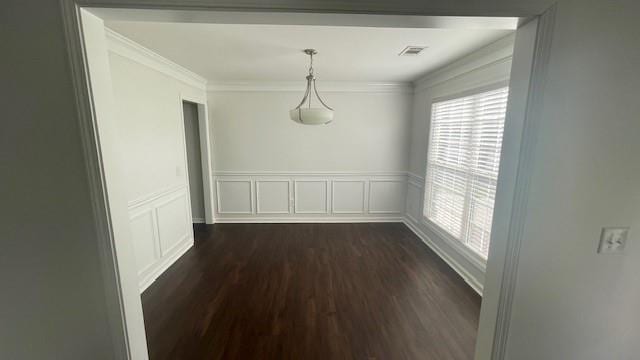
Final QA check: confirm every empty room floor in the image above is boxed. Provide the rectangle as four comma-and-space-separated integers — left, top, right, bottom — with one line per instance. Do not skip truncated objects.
141, 223, 481, 359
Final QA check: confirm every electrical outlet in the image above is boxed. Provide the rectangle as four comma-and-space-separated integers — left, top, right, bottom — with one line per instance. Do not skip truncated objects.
597, 227, 630, 254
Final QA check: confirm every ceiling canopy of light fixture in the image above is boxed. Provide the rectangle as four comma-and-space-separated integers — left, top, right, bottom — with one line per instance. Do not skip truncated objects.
289, 49, 334, 125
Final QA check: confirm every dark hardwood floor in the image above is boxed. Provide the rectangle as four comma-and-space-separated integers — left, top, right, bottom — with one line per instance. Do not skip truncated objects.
141, 223, 481, 360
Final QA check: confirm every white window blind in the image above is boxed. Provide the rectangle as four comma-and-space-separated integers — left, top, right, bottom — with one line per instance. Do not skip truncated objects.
423, 86, 509, 258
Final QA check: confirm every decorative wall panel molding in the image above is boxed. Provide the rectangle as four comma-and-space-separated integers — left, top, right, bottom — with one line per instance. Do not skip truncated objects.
127, 185, 194, 292
216, 179, 253, 214
213, 172, 407, 222
369, 180, 406, 214
294, 180, 330, 214
256, 179, 291, 214
331, 180, 366, 214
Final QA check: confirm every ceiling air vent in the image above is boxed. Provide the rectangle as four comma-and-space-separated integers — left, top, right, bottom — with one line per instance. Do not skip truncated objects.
399, 46, 427, 56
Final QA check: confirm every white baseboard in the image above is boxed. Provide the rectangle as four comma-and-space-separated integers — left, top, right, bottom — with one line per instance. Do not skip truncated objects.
403, 216, 484, 295
192, 217, 205, 224
138, 236, 194, 293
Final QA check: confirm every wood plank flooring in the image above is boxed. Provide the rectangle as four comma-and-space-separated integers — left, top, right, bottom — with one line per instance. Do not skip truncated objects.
141, 223, 481, 360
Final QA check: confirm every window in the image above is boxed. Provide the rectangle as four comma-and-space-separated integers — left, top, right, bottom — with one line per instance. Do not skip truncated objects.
423, 86, 509, 259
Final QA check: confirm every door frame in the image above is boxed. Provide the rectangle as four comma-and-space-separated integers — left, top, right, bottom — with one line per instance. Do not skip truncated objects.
60, 1, 557, 359
178, 95, 215, 225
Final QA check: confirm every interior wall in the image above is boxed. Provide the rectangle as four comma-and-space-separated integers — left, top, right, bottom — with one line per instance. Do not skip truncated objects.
209, 88, 412, 221
403, 35, 515, 294
0, 4, 118, 359
107, 30, 207, 291
209, 90, 411, 172
505, 1, 640, 359
80, 11, 150, 359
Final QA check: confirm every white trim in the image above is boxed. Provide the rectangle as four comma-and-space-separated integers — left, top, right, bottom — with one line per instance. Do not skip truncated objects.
105, 28, 207, 91
216, 172, 408, 219
127, 184, 186, 209
414, 34, 515, 93
214, 170, 407, 177
407, 172, 424, 188
490, 7, 557, 360
293, 179, 330, 214
138, 235, 193, 292
128, 209, 160, 276
215, 179, 254, 214
216, 217, 404, 224
207, 81, 412, 93
403, 216, 483, 295
61, 4, 131, 358
368, 179, 406, 214
405, 173, 488, 271
179, 95, 216, 224
192, 218, 205, 223
331, 180, 366, 214
406, 173, 487, 272
153, 190, 190, 256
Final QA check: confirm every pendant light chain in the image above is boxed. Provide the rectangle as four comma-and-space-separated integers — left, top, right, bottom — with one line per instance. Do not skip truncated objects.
308, 52, 314, 108
308, 52, 314, 76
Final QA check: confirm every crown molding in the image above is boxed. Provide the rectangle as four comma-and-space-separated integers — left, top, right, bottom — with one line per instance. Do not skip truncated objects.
206, 81, 413, 93
105, 28, 208, 91
414, 33, 515, 93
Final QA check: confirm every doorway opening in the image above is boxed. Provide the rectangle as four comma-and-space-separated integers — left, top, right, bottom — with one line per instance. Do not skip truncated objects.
65, 3, 551, 359
180, 99, 210, 225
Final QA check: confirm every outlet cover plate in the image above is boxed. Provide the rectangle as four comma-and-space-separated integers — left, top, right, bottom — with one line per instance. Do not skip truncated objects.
597, 227, 630, 254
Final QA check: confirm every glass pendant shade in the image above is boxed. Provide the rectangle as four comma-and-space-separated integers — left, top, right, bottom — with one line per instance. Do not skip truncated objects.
289, 108, 334, 125
289, 49, 334, 125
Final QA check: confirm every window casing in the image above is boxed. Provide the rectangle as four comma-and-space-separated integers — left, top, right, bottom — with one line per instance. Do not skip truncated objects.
423, 86, 509, 259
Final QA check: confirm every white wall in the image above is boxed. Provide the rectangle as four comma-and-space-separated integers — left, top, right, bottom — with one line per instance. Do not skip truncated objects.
107, 29, 207, 291
209, 88, 411, 172
504, 1, 640, 359
208, 86, 412, 222
403, 35, 515, 293
0, 4, 118, 359
81, 12, 150, 359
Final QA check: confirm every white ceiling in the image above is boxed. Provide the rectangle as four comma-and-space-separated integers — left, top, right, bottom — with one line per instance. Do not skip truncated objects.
105, 21, 513, 83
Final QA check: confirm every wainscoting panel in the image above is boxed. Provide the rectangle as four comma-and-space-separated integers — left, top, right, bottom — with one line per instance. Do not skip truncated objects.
128, 185, 194, 292
256, 180, 291, 214
406, 174, 424, 220
129, 210, 159, 275
156, 193, 190, 256
213, 172, 407, 222
369, 180, 406, 214
294, 180, 329, 214
216, 179, 253, 214
332, 180, 366, 214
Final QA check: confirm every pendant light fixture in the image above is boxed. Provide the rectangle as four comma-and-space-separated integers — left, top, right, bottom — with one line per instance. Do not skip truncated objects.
289, 49, 334, 125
